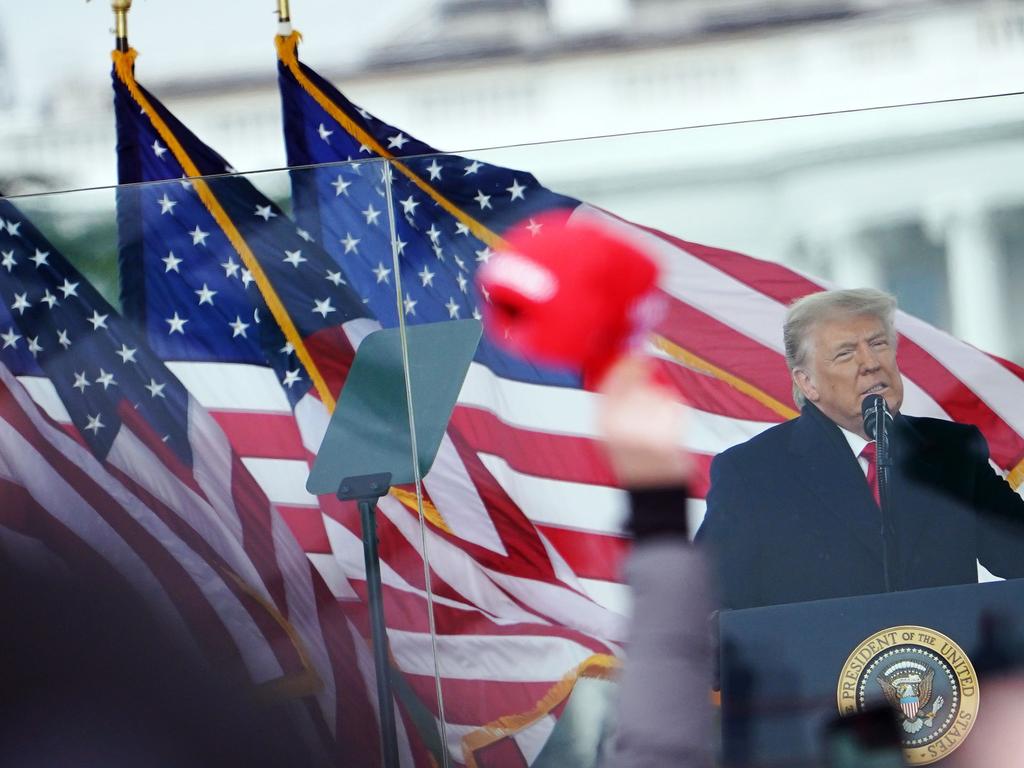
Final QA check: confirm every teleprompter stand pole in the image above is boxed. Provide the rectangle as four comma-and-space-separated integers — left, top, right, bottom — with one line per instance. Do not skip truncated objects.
338, 471, 399, 768
306, 320, 483, 768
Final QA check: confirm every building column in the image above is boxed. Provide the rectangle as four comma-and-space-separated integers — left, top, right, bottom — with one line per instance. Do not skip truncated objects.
928, 203, 1010, 357
828, 228, 885, 291
806, 223, 884, 290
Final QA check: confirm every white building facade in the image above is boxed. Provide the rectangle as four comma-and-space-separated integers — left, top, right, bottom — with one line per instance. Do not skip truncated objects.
2, 0, 1023, 358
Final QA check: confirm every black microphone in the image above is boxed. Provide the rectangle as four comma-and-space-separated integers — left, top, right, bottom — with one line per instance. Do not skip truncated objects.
861, 393, 896, 592
861, 394, 892, 442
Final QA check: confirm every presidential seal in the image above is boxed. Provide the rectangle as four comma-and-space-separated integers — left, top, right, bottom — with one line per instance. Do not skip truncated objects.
836, 625, 979, 765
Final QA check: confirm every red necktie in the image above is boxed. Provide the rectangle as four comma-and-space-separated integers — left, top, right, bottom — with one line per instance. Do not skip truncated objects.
860, 441, 879, 506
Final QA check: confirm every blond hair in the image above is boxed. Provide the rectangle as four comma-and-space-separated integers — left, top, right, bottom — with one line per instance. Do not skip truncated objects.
784, 288, 897, 407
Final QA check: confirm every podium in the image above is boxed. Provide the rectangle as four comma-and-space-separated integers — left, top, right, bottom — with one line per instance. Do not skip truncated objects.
717, 579, 1024, 767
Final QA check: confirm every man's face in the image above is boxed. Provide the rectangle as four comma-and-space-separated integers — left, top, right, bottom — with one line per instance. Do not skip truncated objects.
794, 313, 904, 437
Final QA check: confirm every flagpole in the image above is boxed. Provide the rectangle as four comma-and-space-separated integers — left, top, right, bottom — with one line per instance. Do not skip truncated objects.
112, 0, 133, 52
277, 0, 293, 35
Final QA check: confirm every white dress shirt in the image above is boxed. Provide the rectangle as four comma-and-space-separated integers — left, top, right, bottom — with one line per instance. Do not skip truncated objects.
839, 425, 870, 477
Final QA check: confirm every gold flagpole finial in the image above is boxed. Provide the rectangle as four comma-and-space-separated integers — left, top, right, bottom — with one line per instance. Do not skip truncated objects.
112, 0, 133, 51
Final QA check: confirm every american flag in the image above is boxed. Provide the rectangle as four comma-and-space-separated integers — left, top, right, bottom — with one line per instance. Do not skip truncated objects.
274, 28, 1024, 507
113, 47, 622, 767
0, 196, 381, 765
274, 27, 1024, 762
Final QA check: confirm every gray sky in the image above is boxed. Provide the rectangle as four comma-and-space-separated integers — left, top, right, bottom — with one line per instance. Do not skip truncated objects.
2, 0, 423, 113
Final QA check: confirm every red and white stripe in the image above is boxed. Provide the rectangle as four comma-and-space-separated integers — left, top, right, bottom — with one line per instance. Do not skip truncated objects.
13, 366, 379, 765
30, 213, 1024, 763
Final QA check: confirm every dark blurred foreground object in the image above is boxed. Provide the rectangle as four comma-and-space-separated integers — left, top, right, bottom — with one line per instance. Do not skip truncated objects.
0, 550, 325, 768
824, 707, 906, 768
478, 211, 663, 388
604, 486, 714, 768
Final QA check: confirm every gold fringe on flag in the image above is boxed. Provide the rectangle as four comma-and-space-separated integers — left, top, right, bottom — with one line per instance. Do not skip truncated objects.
461, 653, 620, 767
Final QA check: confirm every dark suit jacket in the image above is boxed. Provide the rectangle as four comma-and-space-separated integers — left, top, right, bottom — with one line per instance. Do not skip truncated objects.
695, 403, 1024, 611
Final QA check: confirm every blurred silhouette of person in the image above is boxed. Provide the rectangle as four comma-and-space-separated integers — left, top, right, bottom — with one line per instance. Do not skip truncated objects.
0, 541, 333, 767
596, 354, 713, 768
479, 213, 714, 767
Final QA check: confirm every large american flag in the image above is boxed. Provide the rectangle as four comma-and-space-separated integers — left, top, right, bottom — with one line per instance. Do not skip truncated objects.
274, 26, 1024, 763
113, 47, 623, 767
274, 28, 1024, 503
0, 197, 382, 765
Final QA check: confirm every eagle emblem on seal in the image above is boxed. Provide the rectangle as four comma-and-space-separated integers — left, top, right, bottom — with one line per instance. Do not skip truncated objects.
877, 660, 945, 734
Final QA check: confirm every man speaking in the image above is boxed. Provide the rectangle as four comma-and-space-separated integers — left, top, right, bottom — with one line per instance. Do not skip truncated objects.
696, 288, 1024, 611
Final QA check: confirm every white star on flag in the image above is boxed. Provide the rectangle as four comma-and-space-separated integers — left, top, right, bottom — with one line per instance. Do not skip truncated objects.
254, 204, 277, 221
116, 344, 137, 363
221, 258, 240, 278
158, 194, 177, 215
312, 298, 336, 317
0, 328, 20, 348
87, 311, 109, 330
189, 225, 210, 246
400, 196, 419, 216
507, 179, 527, 200
341, 233, 360, 254
11, 293, 30, 314
362, 204, 381, 226
195, 284, 217, 305
332, 175, 352, 196
229, 316, 250, 337
166, 312, 188, 334
162, 252, 182, 272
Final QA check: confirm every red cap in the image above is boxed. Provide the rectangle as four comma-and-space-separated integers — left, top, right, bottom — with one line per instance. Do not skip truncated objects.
478, 211, 663, 387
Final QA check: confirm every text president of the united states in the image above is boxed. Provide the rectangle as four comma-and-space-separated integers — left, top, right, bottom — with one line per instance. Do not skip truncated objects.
695, 288, 1024, 610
